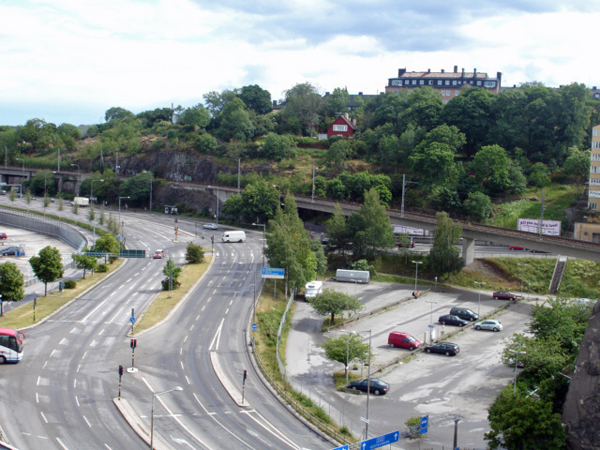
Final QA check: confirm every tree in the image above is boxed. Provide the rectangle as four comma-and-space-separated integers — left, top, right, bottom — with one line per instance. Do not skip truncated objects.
93, 233, 120, 257
239, 84, 273, 115
177, 104, 211, 130
260, 133, 297, 161
264, 194, 316, 289
308, 239, 327, 276
120, 171, 162, 205
0, 262, 24, 302
408, 142, 458, 185
105, 107, 135, 123
347, 188, 395, 258
282, 82, 324, 137
563, 147, 591, 180
486, 387, 567, 449
29, 246, 63, 296
162, 258, 182, 291
429, 212, 463, 277
185, 242, 205, 264
463, 191, 492, 222
217, 97, 255, 141
396, 86, 443, 134
326, 204, 352, 255
325, 140, 351, 173
469, 145, 512, 195
72, 252, 98, 279
321, 334, 371, 380
309, 289, 362, 324
324, 87, 351, 117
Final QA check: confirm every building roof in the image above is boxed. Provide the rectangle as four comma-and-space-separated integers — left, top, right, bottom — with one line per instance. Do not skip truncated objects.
399, 71, 489, 79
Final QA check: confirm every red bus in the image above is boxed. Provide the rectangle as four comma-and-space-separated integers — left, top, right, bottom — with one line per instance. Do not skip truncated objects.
0, 328, 25, 363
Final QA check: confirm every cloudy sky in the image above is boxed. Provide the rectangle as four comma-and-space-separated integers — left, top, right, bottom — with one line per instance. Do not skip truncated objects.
0, 0, 597, 126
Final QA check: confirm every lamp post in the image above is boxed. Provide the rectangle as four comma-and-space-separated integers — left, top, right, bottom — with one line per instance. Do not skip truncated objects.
411, 261, 422, 293
364, 329, 372, 439
149, 172, 153, 211
16, 157, 24, 198
474, 281, 486, 317
509, 350, 526, 394
252, 222, 267, 267
518, 263, 528, 297
91, 179, 104, 240
70, 164, 80, 196
341, 330, 357, 385
425, 300, 437, 326
150, 386, 183, 449
119, 196, 130, 239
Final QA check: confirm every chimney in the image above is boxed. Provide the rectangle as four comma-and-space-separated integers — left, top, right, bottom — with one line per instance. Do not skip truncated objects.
428, 68, 431, 73
462, 68, 465, 77
454, 65, 458, 73
594, 86, 597, 90
398, 68, 406, 77
441, 69, 445, 73
474, 68, 477, 77
497, 72, 502, 87
358, 92, 363, 95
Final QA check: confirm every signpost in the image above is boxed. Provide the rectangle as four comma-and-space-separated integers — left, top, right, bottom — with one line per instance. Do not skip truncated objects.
261, 268, 285, 279
331, 446, 349, 450
419, 415, 428, 435
361, 431, 399, 450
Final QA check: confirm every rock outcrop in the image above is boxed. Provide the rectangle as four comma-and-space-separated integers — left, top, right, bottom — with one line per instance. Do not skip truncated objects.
563, 300, 600, 449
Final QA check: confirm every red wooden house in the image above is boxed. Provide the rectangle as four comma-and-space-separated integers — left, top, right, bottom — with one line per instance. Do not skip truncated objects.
327, 114, 356, 139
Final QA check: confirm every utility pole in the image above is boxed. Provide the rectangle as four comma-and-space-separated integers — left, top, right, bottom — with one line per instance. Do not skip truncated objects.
311, 162, 316, 202
401, 174, 405, 217
538, 188, 545, 237
238, 158, 241, 193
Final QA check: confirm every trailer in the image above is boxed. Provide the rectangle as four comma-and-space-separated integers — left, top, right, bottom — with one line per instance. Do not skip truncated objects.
335, 269, 370, 284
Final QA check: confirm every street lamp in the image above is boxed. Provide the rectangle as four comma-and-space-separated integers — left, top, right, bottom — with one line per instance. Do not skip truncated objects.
341, 330, 357, 385
474, 281, 486, 317
16, 157, 24, 198
509, 350, 526, 394
364, 329, 372, 439
70, 164, 80, 196
252, 222, 267, 267
91, 179, 104, 240
150, 386, 183, 449
119, 196, 130, 239
411, 261, 422, 293
425, 300, 438, 326
518, 263, 529, 297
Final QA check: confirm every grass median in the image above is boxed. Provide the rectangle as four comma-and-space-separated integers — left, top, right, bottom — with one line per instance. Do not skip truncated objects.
0, 259, 125, 330
132, 255, 212, 334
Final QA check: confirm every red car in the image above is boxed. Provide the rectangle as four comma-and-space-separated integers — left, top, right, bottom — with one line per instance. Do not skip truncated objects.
153, 249, 165, 259
493, 291, 518, 300
509, 245, 525, 251
0, 233, 7, 239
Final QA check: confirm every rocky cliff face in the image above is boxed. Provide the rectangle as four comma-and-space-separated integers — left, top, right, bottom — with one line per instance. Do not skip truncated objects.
563, 300, 600, 449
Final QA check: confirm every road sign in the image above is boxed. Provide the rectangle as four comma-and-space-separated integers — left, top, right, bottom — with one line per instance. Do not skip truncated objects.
262, 267, 285, 279
331, 446, 349, 450
361, 431, 399, 450
130, 317, 136, 323
419, 415, 428, 435
252, 323, 257, 332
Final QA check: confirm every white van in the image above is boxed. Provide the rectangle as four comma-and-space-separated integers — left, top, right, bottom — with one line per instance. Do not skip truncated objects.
221, 230, 246, 243
335, 269, 370, 284
304, 281, 323, 299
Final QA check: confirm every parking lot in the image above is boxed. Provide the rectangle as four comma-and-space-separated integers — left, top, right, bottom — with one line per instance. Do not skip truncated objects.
286, 280, 538, 449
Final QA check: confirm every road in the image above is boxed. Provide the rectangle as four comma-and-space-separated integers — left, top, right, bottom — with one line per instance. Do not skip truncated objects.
0, 200, 329, 450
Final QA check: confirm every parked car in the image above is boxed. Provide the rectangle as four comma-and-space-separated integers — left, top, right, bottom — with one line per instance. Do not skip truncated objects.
449, 307, 479, 321
0, 246, 22, 256
0, 233, 7, 239
348, 378, 390, 396
388, 332, 422, 350
474, 320, 503, 332
396, 236, 415, 248
153, 249, 165, 259
509, 245, 525, 251
424, 342, 460, 356
438, 314, 469, 327
493, 291, 518, 300
203, 223, 218, 230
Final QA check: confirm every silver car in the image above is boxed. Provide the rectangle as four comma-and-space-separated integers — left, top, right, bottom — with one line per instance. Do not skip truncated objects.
474, 319, 503, 332
203, 223, 219, 230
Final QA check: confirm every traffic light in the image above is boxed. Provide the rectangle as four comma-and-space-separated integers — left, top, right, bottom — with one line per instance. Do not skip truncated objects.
119, 365, 124, 376
243, 370, 247, 383
130, 339, 137, 349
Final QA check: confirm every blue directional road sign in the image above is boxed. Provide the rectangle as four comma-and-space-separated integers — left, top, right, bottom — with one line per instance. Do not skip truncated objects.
331, 446, 349, 450
130, 317, 136, 323
262, 267, 285, 279
419, 415, 428, 435
252, 323, 257, 332
361, 431, 399, 450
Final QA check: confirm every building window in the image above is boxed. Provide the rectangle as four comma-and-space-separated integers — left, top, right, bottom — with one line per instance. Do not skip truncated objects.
590, 178, 600, 185
419, 80, 425, 85
477, 81, 482, 86
593, 166, 600, 173
455, 90, 460, 95
412, 80, 417, 85
393, 89, 399, 93
445, 80, 450, 85
593, 141, 600, 149
484, 81, 496, 88
592, 154, 600, 161
428, 80, 433, 85
391, 80, 401, 86
332, 125, 348, 132
593, 129, 599, 137
437, 80, 442, 85
589, 202, 598, 210
452, 80, 457, 85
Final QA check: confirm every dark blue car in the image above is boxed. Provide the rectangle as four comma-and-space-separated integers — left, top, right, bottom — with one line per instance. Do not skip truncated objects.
438, 314, 469, 327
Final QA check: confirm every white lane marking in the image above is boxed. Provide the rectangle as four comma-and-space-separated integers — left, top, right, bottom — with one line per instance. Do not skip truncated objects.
83, 415, 91, 428
70, 327, 77, 334
180, 348, 183, 355
99, 328, 105, 336
185, 375, 190, 385
141, 378, 215, 450
201, 305, 206, 311
36, 393, 39, 403
126, 278, 132, 283
209, 318, 225, 351
229, 300, 233, 306
189, 324, 194, 332
75, 396, 80, 407
180, 361, 184, 370
89, 340, 96, 347
73, 379, 77, 389
81, 298, 109, 323
225, 308, 229, 315
109, 292, 116, 297
82, 351, 87, 360
104, 444, 113, 450
59, 338, 67, 345
40, 411, 48, 423
172, 438, 197, 449
77, 364, 81, 373
134, 272, 140, 277
196, 315, 200, 321
50, 350, 57, 357
242, 410, 301, 450
183, 335, 188, 343
56, 437, 69, 449
108, 307, 125, 324
42, 361, 48, 369
36, 376, 41, 386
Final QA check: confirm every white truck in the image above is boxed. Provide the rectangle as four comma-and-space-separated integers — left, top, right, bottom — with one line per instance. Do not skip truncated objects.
335, 269, 370, 284
304, 280, 323, 299
71, 197, 90, 207
221, 230, 246, 243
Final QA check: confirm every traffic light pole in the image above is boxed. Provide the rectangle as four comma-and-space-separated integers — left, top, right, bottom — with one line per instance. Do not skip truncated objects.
128, 339, 138, 373
118, 365, 124, 400
242, 370, 247, 404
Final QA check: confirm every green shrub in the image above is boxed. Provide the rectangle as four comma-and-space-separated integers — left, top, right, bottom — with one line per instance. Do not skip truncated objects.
96, 263, 108, 273
64, 279, 77, 289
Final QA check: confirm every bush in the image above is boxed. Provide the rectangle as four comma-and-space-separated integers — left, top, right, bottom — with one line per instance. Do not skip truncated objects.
96, 263, 108, 273
64, 279, 77, 289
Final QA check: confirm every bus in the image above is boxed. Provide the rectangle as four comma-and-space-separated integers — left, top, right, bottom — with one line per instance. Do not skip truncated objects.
0, 328, 25, 363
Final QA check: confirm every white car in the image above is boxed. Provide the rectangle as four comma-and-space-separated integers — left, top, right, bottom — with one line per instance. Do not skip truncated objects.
474, 319, 503, 332
203, 223, 218, 230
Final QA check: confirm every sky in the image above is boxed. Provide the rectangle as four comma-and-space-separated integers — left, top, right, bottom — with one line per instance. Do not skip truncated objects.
0, 0, 598, 127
